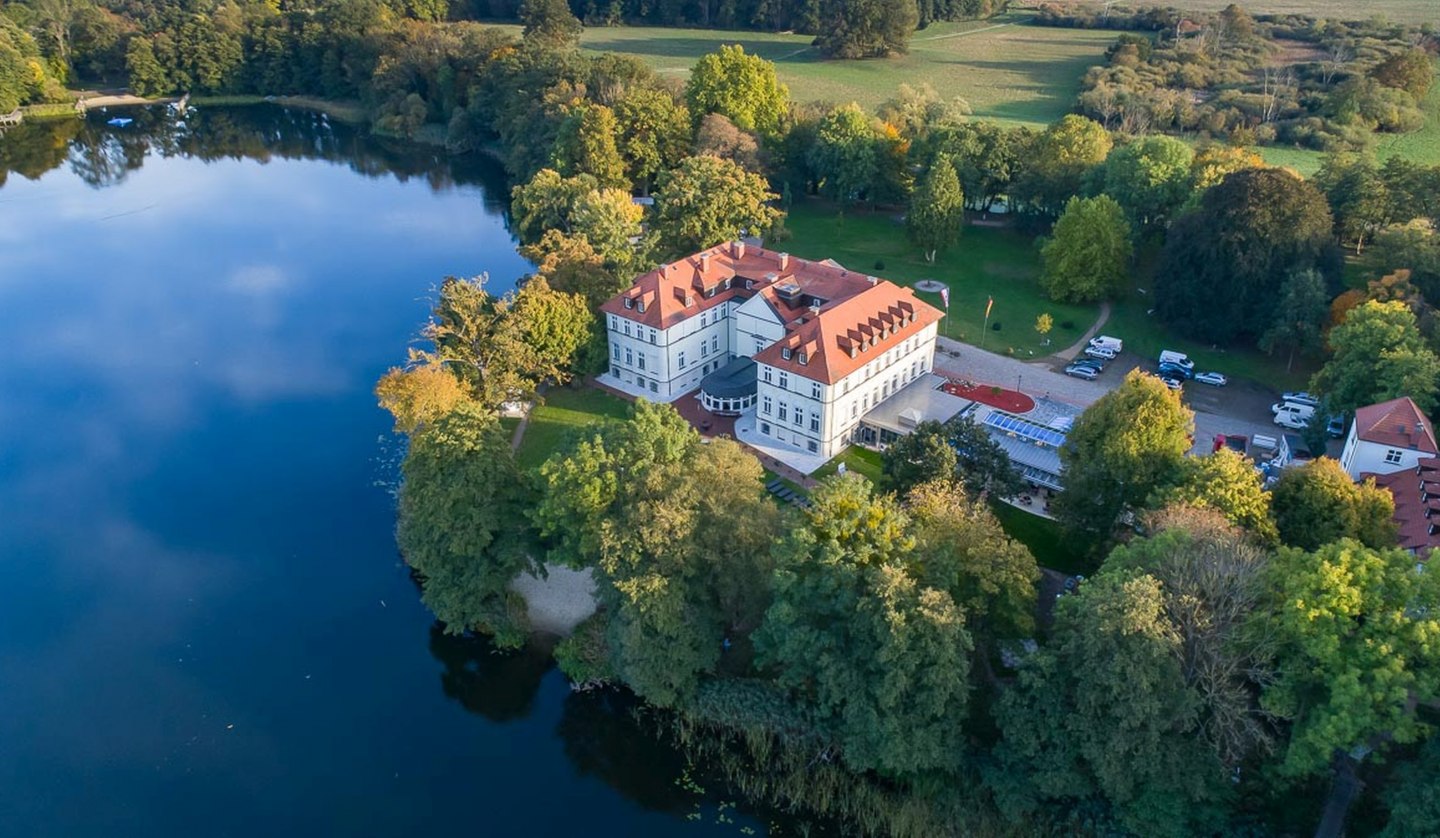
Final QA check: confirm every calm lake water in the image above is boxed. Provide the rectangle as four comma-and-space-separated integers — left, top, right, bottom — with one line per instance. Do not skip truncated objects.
0, 107, 772, 835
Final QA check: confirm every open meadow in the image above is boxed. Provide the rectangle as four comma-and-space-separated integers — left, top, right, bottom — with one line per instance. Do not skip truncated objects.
1110, 0, 1438, 25
575, 14, 1117, 125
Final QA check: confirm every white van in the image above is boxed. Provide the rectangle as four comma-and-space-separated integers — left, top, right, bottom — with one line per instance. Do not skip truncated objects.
1273, 403, 1314, 428
1089, 335, 1123, 353
1158, 350, 1194, 370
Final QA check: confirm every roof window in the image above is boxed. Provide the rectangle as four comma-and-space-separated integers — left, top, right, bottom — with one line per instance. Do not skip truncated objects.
623, 298, 634, 309
781, 347, 792, 360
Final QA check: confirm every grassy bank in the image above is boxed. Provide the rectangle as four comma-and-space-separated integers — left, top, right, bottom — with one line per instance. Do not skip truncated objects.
515, 386, 631, 471
812, 446, 884, 484
988, 501, 1089, 575
1125, 0, 1437, 26
783, 201, 1099, 357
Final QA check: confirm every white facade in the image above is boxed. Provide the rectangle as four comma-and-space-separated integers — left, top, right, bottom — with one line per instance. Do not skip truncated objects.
605, 301, 741, 402
752, 323, 939, 459
1339, 423, 1430, 479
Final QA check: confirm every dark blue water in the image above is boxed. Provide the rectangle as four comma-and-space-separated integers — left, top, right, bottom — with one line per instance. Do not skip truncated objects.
0, 108, 768, 836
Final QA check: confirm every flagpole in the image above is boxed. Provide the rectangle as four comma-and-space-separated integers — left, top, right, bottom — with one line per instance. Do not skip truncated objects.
980, 296, 992, 350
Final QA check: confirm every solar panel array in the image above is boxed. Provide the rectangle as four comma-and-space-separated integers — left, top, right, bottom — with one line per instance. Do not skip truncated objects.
984, 411, 1068, 448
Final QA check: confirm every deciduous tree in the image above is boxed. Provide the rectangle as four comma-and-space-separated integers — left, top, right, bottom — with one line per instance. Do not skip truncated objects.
1012, 115, 1112, 217
813, 0, 919, 59
1151, 448, 1277, 544
1258, 268, 1329, 373
519, 0, 582, 49
684, 44, 788, 138
1052, 370, 1193, 547
906, 155, 964, 263
881, 420, 958, 495
1312, 299, 1440, 416
1260, 539, 1440, 778
1040, 194, 1133, 302
651, 154, 781, 254
808, 103, 878, 205
375, 363, 471, 435
614, 88, 691, 193
1098, 135, 1195, 234
1269, 457, 1396, 551
550, 102, 629, 189
398, 403, 534, 648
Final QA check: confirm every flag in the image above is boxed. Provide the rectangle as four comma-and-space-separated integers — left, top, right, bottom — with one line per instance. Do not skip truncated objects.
940, 287, 950, 308
985, 296, 994, 318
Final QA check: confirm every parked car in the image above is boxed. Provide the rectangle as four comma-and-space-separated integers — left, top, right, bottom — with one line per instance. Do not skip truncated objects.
1159, 375, 1184, 391
1326, 414, 1347, 438
1281, 391, 1320, 408
1084, 345, 1116, 361
1271, 401, 1317, 421
1064, 363, 1099, 380
1194, 371, 1227, 386
1159, 350, 1195, 371
1158, 361, 1194, 380
1089, 335, 1123, 353
1274, 409, 1311, 429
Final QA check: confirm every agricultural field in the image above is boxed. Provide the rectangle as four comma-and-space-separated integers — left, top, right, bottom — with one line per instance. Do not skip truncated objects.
575, 14, 1117, 126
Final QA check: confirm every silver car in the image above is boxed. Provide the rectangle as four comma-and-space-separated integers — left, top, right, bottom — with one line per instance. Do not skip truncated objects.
1194, 371, 1227, 386
1064, 363, 1098, 380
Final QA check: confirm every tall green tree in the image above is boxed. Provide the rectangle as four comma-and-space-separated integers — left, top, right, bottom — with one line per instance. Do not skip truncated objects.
550, 103, 629, 189
684, 44, 788, 138
1155, 168, 1339, 345
1269, 457, 1397, 551
1012, 114, 1112, 217
511, 169, 643, 267
1316, 153, 1394, 255
813, 0, 919, 59
375, 362, 471, 435
1380, 737, 1440, 837
881, 420, 958, 495
614, 88, 690, 194
1260, 539, 1440, 778
754, 476, 973, 777
994, 572, 1233, 837
1312, 299, 1440, 415
808, 103, 878, 205
398, 402, 534, 648
906, 155, 964, 263
519, 0, 582, 48
1097, 135, 1195, 235
651, 154, 781, 254
943, 415, 1024, 498
123, 34, 167, 98
1258, 268, 1330, 373
534, 403, 780, 706
1151, 448, 1277, 544
1052, 370, 1194, 547
1039, 194, 1133, 303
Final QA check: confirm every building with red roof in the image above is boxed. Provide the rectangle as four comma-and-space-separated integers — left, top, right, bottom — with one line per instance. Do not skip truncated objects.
1338, 396, 1439, 480
1369, 460, 1440, 559
600, 241, 944, 460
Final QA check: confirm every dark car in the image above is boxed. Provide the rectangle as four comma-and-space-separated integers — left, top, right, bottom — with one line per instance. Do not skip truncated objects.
1158, 361, 1193, 380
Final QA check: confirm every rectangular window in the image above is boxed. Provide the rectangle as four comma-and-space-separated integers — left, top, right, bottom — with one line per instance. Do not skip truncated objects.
649, 330, 657, 344
650, 381, 658, 393
852, 402, 858, 418
807, 440, 818, 453
611, 366, 619, 378
701, 313, 708, 327
810, 415, 819, 432
1386, 449, 1404, 464
763, 367, 773, 384
608, 315, 617, 331
762, 396, 772, 415
638, 354, 646, 370
702, 342, 709, 357
794, 408, 804, 428
612, 345, 621, 360
779, 372, 789, 390
678, 351, 686, 369
711, 335, 719, 353
778, 403, 788, 422
761, 422, 771, 435
623, 322, 631, 336
811, 383, 821, 400
625, 347, 633, 365
755, 338, 766, 355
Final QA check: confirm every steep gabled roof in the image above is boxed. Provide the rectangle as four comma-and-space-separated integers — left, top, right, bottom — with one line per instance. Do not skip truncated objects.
1354, 397, 1438, 454
1370, 458, 1440, 558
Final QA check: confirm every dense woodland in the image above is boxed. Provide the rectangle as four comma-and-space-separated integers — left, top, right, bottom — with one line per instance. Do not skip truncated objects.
6, 0, 1440, 833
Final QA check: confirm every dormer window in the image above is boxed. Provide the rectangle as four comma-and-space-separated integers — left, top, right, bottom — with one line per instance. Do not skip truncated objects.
798, 352, 808, 365
723, 278, 731, 289
623, 298, 634, 309
745, 279, 753, 290
849, 345, 858, 359
782, 347, 792, 360
706, 287, 716, 298
636, 300, 645, 313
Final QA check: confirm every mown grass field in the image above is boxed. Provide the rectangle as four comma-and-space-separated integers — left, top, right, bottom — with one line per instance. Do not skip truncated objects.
574, 14, 1116, 125
783, 201, 1101, 357
1125, 0, 1438, 25
1259, 69, 1440, 173
514, 386, 631, 471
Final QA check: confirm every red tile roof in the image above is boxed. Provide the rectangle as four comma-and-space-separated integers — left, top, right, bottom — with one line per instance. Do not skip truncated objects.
600, 242, 944, 385
1371, 459, 1440, 558
1353, 397, 1438, 454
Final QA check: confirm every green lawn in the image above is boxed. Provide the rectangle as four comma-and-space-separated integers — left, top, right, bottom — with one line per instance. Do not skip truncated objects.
812, 446, 884, 484
988, 501, 1091, 575
783, 201, 1100, 358
568, 13, 1115, 125
1127, 0, 1437, 25
1258, 69, 1440, 172
514, 386, 632, 471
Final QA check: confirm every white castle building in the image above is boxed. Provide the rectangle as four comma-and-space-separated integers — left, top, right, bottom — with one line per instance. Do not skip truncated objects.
600, 241, 944, 460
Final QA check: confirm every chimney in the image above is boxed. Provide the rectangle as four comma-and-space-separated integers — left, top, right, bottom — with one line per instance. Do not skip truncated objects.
699, 253, 711, 273
732, 240, 746, 259
778, 252, 790, 271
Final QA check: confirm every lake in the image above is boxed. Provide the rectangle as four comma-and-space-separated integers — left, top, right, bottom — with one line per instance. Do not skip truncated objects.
0, 106, 774, 835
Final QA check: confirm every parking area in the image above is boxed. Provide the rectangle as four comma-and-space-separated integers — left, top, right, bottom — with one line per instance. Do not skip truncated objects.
935, 336, 1342, 458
